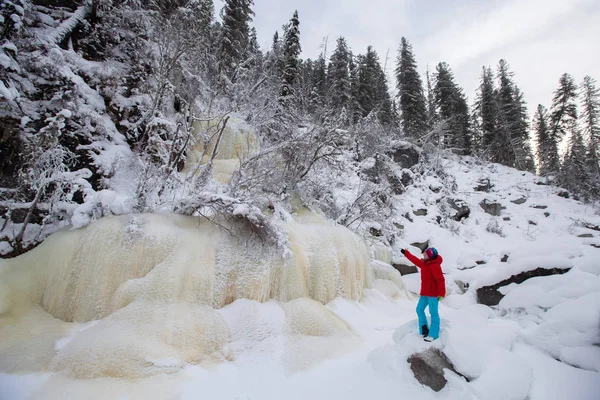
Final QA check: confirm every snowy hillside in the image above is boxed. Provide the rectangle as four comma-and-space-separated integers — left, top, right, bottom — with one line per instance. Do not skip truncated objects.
1, 2, 600, 400
1, 154, 599, 400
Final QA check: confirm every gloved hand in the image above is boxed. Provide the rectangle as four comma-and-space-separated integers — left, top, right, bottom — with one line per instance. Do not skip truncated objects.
400, 249, 406, 255
438, 296, 444, 302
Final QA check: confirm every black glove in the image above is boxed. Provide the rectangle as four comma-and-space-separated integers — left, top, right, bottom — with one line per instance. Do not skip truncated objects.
400, 249, 406, 255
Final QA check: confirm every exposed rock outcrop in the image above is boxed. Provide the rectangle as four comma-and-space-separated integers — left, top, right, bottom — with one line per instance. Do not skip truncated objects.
477, 267, 571, 306
408, 348, 469, 392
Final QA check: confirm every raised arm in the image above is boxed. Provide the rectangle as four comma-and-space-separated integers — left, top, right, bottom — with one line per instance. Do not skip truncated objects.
403, 249, 425, 269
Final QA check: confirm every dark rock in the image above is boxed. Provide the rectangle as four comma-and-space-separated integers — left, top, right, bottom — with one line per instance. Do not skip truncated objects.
503, 217, 511, 221
578, 234, 594, 238
532, 205, 548, 209
510, 198, 527, 205
361, 161, 380, 184
544, 212, 550, 217
501, 255, 509, 262
476, 260, 487, 265
393, 263, 418, 275
33, 0, 80, 9
387, 143, 420, 169
430, 185, 441, 193
370, 227, 383, 237
528, 220, 537, 226
387, 172, 404, 195
401, 171, 413, 187
455, 280, 470, 294
479, 199, 505, 216
393, 222, 404, 230
404, 213, 414, 223
591, 244, 600, 248
536, 180, 548, 185
583, 223, 600, 232
413, 209, 428, 216
477, 267, 571, 306
408, 348, 469, 392
474, 178, 493, 192
447, 198, 470, 221
436, 216, 442, 224
557, 191, 569, 199
411, 241, 429, 253
378, 192, 389, 204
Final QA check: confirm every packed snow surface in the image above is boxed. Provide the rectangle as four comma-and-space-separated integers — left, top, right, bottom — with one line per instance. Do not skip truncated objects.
1, 157, 600, 399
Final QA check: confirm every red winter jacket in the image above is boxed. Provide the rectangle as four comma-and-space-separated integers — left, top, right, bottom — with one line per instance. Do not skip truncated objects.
404, 250, 446, 297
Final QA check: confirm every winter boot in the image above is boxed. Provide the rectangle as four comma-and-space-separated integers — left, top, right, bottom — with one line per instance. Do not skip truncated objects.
421, 325, 429, 337
424, 336, 435, 342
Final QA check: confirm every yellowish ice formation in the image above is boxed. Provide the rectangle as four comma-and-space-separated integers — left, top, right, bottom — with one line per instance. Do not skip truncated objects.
0, 212, 404, 381
184, 118, 260, 184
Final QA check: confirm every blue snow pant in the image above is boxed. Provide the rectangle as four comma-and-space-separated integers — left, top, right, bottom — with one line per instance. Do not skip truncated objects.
417, 296, 440, 339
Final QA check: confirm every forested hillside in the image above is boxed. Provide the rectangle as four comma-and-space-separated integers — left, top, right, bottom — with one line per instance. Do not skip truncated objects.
1, 0, 598, 256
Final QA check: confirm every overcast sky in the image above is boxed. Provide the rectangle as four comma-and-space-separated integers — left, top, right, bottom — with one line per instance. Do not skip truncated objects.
245, 0, 600, 114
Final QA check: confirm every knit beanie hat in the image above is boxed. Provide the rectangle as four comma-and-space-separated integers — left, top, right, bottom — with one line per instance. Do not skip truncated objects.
425, 247, 438, 259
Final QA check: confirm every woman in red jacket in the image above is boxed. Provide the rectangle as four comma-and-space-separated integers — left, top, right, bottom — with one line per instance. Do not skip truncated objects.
401, 247, 446, 341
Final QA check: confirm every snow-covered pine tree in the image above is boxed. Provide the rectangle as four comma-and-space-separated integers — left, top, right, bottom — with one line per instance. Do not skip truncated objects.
549, 73, 578, 151
280, 11, 301, 103
300, 58, 314, 107
349, 54, 362, 124
356, 46, 393, 126
327, 37, 351, 115
395, 37, 427, 137
560, 130, 591, 200
534, 104, 559, 177
580, 75, 600, 193
0, 0, 26, 40
308, 52, 327, 114
433, 62, 471, 154
425, 67, 438, 127
262, 30, 284, 95
493, 60, 533, 170
376, 63, 394, 127
511, 87, 535, 172
474, 66, 498, 156
217, 0, 255, 83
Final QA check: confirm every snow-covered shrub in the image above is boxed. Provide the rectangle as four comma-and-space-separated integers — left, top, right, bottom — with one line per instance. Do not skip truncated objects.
486, 218, 505, 237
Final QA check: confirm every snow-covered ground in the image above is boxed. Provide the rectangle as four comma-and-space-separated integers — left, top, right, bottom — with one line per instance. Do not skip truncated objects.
1, 157, 600, 400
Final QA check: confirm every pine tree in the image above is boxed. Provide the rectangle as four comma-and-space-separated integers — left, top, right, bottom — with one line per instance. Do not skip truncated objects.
433, 62, 471, 153
512, 87, 536, 172
246, 27, 261, 60
560, 130, 590, 199
474, 66, 498, 153
1, 0, 26, 40
580, 75, 600, 186
265, 30, 284, 77
549, 73, 578, 147
349, 54, 362, 124
356, 46, 392, 125
306, 52, 327, 114
280, 10, 301, 100
395, 37, 427, 137
184, 0, 214, 42
425, 67, 437, 126
534, 104, 559, 176
492, 60, 533, 170
218, 0, 255, 81
327, 36, 351, 112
